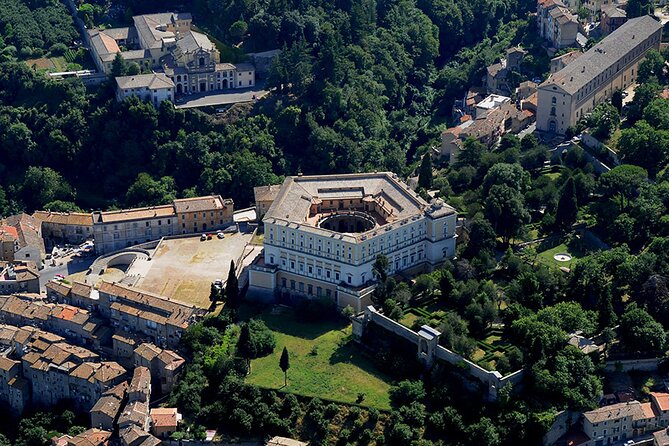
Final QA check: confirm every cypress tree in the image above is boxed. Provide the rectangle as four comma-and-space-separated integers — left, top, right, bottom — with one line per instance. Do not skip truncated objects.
225, 260, 240, 311
418, 153, 433, 190
279, 347, 290, 386
555, 177, 578, 230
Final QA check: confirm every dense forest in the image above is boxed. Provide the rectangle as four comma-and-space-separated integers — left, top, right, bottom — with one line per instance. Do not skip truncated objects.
0, 0, 542, 214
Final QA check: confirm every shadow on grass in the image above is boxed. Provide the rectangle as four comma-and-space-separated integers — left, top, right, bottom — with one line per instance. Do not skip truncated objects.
260, 310, 349, 340
328, 340, 393, 384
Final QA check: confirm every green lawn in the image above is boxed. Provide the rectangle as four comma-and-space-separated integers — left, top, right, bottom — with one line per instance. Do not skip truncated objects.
245, 307, 393, 410
536, 242, 586, 268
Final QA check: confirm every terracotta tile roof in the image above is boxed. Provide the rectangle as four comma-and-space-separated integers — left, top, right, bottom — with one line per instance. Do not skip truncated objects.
2, 213, 44, 253
641, 401, 657, 419
46, 280, 72, 297
99, 281, 198, 329
583, 401, 650, 424
33, 211, 92, 227
93, 362, 126, 383
173, 195, 231, 213
150, 407, 179, 428
254, 185, 281, 203
67, 428, 111, 446
0, 225, 18, 241
655, 428, 669, 446
134, 343, 161, 362
652, 392, 669, 412
157, 349, 184, 370
93, 205, 175, 224
128, 366, 151, 400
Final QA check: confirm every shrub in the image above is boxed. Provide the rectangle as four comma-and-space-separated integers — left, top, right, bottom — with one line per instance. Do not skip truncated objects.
295, 297, 336, 322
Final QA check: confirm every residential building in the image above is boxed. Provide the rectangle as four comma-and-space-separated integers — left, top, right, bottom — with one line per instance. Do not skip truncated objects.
112, 334, 137, 369
440, 102, 533, 163
537, 0, 579, 49
96, 281, 202, 349
51, 429, 111, 446
118, 400, 151, 431
172, 195, 234, 235
0, 294, 111, 349
516, 80, 538, 100
115, 74, 175, 108
90, 381, 128, 431
0, 324, 127, 411
0, 214, 45, 268
485, 47, 526, 95
33, 211, 93, 246
0, 356, 30, 414
119, 425, 161, 446
88, 12, 255, 94
537, 15, 662, 134
248, 173, 457, 312
91, 195, 233, 254
128, 366, 151, 403
655, 427, 669, 446
550, 49, 582, 74
581, 400, 658, 445
476, 94, 511, 118
0, 261, 40, 294
601, 5, 627, 35
133, 343, 184, 395
150, 407, 181, 438
254, 185, 282, 220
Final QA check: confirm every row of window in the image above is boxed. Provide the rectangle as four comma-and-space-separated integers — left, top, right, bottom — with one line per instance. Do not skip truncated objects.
281, 278, 332, 298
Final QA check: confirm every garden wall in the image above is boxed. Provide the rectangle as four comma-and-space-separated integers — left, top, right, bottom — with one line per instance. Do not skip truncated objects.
360, 306, 524, 401
604, 357, 664, 372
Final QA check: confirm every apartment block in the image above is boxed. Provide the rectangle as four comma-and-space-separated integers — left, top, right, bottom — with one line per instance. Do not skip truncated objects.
537, 15, 662, 134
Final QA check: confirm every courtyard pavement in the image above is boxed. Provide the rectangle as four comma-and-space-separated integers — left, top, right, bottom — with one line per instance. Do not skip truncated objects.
175, 83, 269, 109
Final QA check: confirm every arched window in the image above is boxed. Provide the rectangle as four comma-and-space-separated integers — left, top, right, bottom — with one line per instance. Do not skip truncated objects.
551, 96, 557, 104
550, 106, 556, 116
199, 57, 205, 67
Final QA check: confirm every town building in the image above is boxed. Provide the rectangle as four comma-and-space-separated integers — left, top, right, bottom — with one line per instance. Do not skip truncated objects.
90, 381, 128, 431
0, 293, 111, 350
0, 323, 126, 413
96, 281, 202, 350
439, 102, 533, 163
485, 47, 526, 95
91, 195, 233, 254
51, 428, 111, 446
254, 185, 282, 220
45, 279, 203, 351
0, 214, 45, 268
115, 74, 175, 108
550, 49, 582, 74
88, 12, 255, 95
600, 5, 627, 35
0, 261, 40, 294
537, 0, 579, 49
33, 211, 93, 246
536, 15, 662, 134
150, 407, 181, 438
133, 343, 185, 395
248, 173, 457, 312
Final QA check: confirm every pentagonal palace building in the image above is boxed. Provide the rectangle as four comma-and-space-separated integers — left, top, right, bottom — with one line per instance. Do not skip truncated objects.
249, 172, 457, 312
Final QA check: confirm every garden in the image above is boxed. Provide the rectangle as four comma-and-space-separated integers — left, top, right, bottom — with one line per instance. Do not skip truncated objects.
243, 305, 393, 410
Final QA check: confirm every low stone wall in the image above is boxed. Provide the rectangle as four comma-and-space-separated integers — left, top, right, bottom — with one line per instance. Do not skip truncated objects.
604, 357, 664, 372
360, 306, 523, 400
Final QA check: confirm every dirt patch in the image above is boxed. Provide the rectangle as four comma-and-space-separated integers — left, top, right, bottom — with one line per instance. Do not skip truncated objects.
134, 233, 252, 309
26, 58, 54, 70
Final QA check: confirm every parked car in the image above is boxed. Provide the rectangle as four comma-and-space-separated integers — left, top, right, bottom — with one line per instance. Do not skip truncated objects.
217, 232, 225, 239
200, 234, 207, 241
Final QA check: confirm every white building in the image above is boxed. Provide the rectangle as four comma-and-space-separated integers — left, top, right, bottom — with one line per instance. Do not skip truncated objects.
536, 15, 662, 134
89, 12, 255, 95
248, 173, 457, 312
115, 73, 175, 108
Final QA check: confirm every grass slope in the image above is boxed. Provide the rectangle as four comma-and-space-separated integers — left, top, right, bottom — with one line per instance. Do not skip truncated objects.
245, 307, 392, 410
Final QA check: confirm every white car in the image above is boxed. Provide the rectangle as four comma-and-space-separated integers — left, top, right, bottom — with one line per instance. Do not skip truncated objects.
217, 232, 224, 239
200, 234, 207, 241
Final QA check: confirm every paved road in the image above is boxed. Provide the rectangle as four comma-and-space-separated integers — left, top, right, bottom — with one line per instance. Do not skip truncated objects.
175, 85, 269, 109
39, 255, 95, 291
